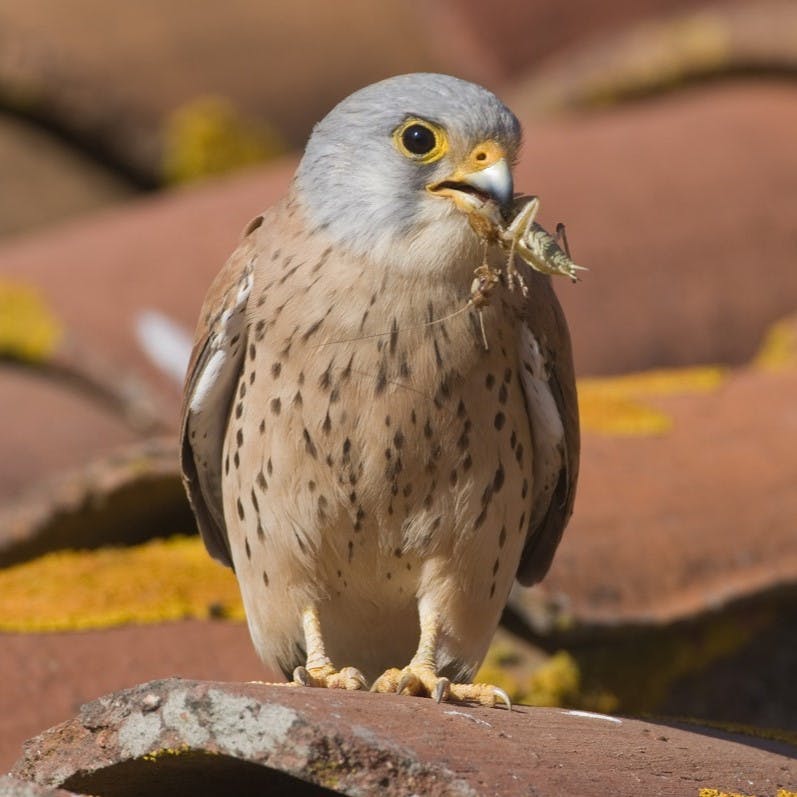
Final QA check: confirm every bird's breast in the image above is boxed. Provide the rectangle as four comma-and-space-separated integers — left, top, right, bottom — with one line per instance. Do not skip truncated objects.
224, 223, 532, 608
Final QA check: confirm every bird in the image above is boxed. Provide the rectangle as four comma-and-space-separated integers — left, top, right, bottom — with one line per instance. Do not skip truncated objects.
180, 73, 579, 707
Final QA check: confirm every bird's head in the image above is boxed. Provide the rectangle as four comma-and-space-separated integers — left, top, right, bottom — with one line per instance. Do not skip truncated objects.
295, 73, 521, 276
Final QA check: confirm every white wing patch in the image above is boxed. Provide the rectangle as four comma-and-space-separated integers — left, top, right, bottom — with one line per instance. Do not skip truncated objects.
190, 348, 229, 412
519, 325, 565, 532
185, 265, 253, 554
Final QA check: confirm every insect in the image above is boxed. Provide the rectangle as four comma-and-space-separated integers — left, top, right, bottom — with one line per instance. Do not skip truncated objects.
466, 194, 586, 349
501, 194, 585, 285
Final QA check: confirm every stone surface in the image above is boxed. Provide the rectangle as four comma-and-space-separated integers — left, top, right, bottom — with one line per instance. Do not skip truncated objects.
0, 368, 139, 503
11, 679, 797, 796
446, 0, 706, 77
0, 776, 77, 797
508, 0, 797, 114
0, 623, 266, 774
0, 116, 131, 240
0, 438, 188, 566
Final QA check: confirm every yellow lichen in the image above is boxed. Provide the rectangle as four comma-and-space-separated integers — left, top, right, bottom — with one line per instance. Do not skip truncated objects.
163, 95, 284, 184
0, 280, 62, 363
578, 365, 726, 436
477, 640, 616, 712
578, 394, 672, 436
522, 650, 581, 707
755, 316, 797, 371
0, 536, 244, 633
142, 744, 192, 762
698, 790, 755, 797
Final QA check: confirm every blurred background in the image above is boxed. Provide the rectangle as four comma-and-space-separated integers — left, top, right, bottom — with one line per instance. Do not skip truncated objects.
1, 0, 796, 771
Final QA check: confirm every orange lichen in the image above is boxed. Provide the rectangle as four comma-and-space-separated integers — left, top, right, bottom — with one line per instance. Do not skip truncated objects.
142, 744, 193, 762
698, 789, 755, 797
0, 280, 62, 363
755, 315, 797, 371
163, 95, 284, 184
477, 636, 617, 712
0, 536, 244, 633
578, 365, 726, 436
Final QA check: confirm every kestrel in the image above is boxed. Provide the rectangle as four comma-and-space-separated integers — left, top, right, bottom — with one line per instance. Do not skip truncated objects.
180, 73, 579, 707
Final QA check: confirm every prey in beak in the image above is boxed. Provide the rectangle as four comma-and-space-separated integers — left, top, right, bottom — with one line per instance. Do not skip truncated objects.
427, 140, 513, 230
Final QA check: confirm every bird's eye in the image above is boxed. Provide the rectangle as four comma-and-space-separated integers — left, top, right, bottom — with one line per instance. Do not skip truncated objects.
402, 124, 436, 155
393, 118, 447, 163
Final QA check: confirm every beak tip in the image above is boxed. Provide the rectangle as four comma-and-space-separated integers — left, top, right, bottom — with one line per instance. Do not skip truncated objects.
463, 158, 513, 209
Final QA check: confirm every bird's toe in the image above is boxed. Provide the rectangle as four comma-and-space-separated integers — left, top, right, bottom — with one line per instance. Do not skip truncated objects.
293, 663, 368, 691
448, 682, 512, 710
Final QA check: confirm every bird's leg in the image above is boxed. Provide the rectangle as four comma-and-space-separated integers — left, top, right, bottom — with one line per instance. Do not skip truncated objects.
371, 604, 511, 709
291, 606, 368, 690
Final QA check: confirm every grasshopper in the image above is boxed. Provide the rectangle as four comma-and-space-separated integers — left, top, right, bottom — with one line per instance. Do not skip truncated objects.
467, 194, 586, 348
500, 194, 586, 294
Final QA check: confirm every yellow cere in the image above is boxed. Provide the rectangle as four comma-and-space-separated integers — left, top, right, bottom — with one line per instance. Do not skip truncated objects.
0, 536, 244, 633
0, 280, 62, 364
577, 365, 726, 436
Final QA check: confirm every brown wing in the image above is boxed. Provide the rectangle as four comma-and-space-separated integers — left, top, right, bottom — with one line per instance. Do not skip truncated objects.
515, 268, 580, 586
179, 214, 266, 568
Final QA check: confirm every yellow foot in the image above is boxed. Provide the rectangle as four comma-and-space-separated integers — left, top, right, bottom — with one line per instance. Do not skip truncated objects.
371, 665, 511, 709
292, 663, 368, 691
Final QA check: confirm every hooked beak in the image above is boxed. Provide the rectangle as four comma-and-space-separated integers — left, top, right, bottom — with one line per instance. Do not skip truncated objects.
427, 140, 513, 215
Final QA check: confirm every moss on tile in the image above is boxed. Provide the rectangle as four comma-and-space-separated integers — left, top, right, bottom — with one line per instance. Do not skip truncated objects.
0, 535, 244, 632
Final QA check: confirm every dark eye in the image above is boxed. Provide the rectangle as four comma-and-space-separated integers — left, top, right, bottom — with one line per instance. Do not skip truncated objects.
401, 123, 437, 156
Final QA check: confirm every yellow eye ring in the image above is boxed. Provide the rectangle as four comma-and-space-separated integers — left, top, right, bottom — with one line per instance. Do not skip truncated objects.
393, 118, 448, 164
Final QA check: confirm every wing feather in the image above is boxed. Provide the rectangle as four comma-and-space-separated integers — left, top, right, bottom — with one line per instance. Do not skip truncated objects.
179, 217, 264, 568
515, 267, 580, 586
